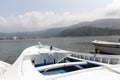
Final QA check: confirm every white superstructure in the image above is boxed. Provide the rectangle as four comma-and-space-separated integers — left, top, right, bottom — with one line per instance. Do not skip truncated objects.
0, 44, 120, 80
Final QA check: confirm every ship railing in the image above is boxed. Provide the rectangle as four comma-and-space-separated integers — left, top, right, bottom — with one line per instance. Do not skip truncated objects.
71, 52, 120, 65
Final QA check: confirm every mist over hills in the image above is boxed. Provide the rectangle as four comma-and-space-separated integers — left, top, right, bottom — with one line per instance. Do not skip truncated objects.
68, 18, 120, 28
58, 18, 120, 37
58, 27, 120, 37
0, 18, 120, 38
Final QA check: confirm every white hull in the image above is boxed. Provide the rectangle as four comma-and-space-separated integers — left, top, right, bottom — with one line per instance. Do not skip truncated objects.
92, 40, 120, 55
0, 43, 120, 80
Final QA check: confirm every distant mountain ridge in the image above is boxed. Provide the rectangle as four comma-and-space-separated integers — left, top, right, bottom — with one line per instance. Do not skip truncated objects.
58, 27, 120, 37
68, 18, 120, 28
58, 18, 120, 37
0, 18, 120, 38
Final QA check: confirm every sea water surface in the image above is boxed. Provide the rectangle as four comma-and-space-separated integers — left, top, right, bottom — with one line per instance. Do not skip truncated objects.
0, 36, 119, 64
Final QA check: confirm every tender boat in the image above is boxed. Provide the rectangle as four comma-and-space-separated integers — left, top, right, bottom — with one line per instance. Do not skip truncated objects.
0, 43, 120, 80
92, 40, 120, 55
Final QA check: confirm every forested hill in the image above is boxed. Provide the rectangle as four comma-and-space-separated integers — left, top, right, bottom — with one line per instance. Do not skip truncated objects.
1, 18, 120, 38
58, 27, 120, 37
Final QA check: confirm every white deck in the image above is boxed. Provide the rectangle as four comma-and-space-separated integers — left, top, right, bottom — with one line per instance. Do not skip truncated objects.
0, 44, 120, 80
0, 61, 11, 79
56, 65, 120, 80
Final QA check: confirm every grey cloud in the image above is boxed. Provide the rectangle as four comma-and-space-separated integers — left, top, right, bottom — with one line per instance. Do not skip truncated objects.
1, 0, 120, 33
104, 0, 120, 17
0, 11, 88, 33
106, 10, 120, 16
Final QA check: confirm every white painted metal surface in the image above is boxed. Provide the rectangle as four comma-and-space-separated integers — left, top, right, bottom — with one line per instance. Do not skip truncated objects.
0, 44, 120, 80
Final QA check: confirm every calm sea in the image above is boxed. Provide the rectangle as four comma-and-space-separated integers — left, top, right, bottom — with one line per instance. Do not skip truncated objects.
0, 36, 119, 64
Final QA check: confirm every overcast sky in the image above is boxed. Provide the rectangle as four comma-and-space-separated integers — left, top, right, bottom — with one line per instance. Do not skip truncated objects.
0, 0, 120, 33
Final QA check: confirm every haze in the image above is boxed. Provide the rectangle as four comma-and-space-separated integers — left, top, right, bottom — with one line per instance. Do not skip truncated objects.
0, 0, 120, 33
